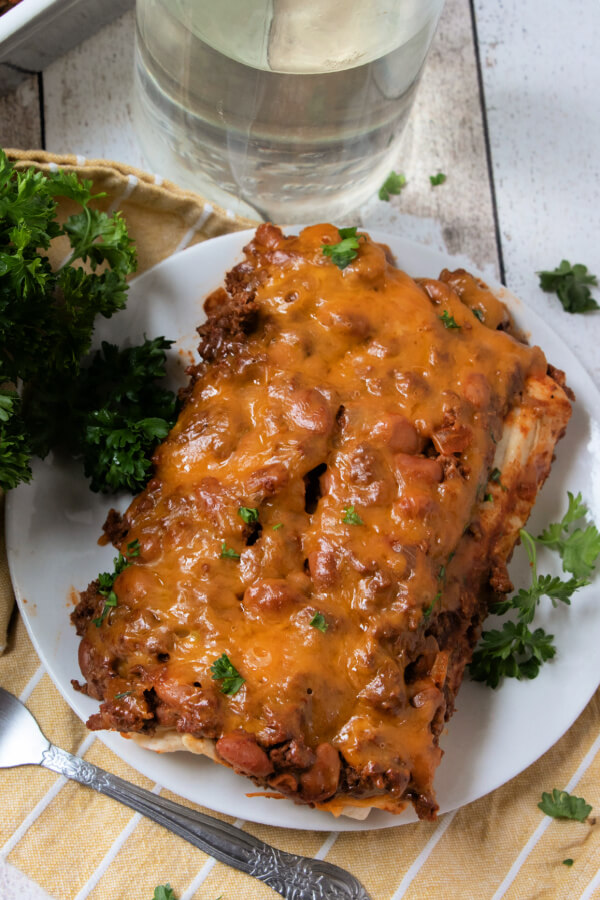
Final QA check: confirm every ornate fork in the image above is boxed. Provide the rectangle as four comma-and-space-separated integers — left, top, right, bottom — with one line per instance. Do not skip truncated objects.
0, 686, 371, 899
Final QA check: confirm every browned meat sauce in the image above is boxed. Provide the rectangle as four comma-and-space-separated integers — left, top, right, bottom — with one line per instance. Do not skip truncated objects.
72, 223, 567, 819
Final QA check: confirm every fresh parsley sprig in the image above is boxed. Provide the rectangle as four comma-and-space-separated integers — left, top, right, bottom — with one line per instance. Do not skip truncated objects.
538, 789, 592, 822
535, 491, 600, 579
469, 494, 599, 688
469, 621, 556, 688
22, 336, 178, 494
321, 227, 364, 270
538, 260, 599, 313
0, 151, 177, 495
0, 377, 32, 491
93, 538, 140, 627
210, 653, 245, 695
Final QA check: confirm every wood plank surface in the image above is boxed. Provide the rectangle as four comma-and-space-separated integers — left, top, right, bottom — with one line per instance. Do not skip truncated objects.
474, 0, 600, 387
41, 0, 499, 277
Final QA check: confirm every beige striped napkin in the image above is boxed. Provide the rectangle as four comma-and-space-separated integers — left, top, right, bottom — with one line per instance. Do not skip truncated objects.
1, 152, 599, 900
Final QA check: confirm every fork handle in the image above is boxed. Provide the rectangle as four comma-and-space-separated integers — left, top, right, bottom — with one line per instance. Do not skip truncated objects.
40, 743, 371, 900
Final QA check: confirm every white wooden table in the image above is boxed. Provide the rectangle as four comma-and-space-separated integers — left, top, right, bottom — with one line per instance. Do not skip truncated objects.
0, 2, 599, 896
1, 0, 598, 385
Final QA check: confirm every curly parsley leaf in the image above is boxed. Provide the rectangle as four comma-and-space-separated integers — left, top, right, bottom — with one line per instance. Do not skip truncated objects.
538, 789, 592, 822
429, 172, 447, 186
153, 885, 177, 900
469, 621, 556, 688
210, 653, 245, 695
535, 492, 600, 579
23, 336, 177, 493
0, 151, 148, 492
439, 310, 460, 330
342, 504, 364, 525
310, 612, 328, 632
321, 227, 364, 270
378, 171, 407, 201
538, 260, 599, 313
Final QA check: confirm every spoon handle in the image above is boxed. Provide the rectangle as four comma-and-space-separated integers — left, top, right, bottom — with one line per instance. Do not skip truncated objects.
41, 743, 371, 900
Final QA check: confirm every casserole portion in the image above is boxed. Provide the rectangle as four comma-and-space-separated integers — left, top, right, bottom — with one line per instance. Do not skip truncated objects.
72, 224, 572, 819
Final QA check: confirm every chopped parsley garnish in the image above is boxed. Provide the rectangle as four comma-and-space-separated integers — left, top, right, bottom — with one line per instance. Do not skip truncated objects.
114, 691, 133, 699
210, 653, 245, 695
429, 172, 447, 186
538, 789, 592, 822
563, 859, 574, 867
220, 542, 240, 560
469, 494, 599, 687
423, 591, 441, 621
538, 260, 599, 313
93, 539, 140, 627
342, 505, 364, 525
238, 506, 259, 524
439, 310, 461, 329
378, 171, 407, 201
153, 886, 177, 900
321, 227, 363, 270
473, 308, 484, 322
489, 467, 508, 491
310, 612, 328, 632
272, 523, 283, 531
484, 493, 493, 503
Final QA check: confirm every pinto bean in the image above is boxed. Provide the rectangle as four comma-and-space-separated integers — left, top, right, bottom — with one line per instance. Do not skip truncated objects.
462, 372, 491, 409
307, 550, 338, 587
432, 424, 472, 455
216, 732, 274, 777
321, 309, 371, 338
393, 453, 443, 484
287, 388, 333, 434
299, 743, 341, 802
243, 579, 303, 616
246, 462, 288, 499
373, 414, 421, 454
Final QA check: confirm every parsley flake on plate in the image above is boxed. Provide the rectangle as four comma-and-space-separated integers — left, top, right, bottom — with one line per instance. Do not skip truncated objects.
310, 612, 329, 632
321, 227, 363, 270
538, 260, 599, 313
378, 171, 407, 201
429, 172, 447, 186
563, 858, 574, 867
210, 653, 245, 695
538, 789, 592, 822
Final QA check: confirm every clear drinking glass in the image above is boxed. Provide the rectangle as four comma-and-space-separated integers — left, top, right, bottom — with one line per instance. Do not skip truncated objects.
134, 0, 445, 222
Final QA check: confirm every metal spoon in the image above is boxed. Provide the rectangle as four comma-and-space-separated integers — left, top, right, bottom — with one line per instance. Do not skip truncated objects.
0, 686, 370, 900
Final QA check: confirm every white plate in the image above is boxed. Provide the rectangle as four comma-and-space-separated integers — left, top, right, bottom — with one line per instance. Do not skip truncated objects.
6, 229, 600, 832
